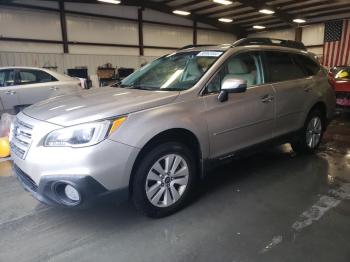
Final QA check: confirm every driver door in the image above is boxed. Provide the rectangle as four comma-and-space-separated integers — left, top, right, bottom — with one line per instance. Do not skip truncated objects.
203, 51, 275, 159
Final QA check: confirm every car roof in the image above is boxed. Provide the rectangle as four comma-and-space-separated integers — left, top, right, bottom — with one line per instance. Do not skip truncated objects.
0, 66, 62, 72
0, 66, 76, 81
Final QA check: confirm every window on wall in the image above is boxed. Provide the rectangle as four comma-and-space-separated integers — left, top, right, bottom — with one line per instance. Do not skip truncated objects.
265, 51, 305, 82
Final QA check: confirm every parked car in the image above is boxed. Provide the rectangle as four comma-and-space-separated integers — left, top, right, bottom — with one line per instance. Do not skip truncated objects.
11, 38, 336, 218
328, 66, 350, 112
0, 67, 81, 114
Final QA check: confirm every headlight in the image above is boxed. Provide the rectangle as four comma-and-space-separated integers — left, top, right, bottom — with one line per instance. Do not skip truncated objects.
44, 117, 127, 148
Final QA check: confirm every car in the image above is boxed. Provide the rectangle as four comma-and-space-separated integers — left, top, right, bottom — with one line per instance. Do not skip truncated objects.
0, 67, 81, 114
328, 66, 350, 113
10, 38, 336, 218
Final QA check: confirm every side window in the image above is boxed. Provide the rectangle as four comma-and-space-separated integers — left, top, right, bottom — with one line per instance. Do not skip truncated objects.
36, 70, 57, 83
265, 51, 305, 82
206, 70, 222, 93
0, 70, 15, 87
205, 52, 264, 94
18, 70, 57, 85
293, 54, 320, 76
18, 70, 37, 85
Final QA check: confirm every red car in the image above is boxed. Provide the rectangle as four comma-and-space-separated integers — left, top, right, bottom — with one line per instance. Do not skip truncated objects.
329, 66, 350, 112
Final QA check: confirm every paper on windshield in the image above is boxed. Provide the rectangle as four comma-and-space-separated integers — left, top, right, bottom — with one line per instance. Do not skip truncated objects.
197, 51, 223, 57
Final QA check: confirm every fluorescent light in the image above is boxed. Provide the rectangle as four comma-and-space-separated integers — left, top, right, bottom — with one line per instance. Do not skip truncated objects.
173, 10, 191, 16
213, 0, 233, 5
219, 18, 233, 23
259, 9, 275, 14
293, 18, 306, 23
253, 25, 266, 30
97, 0, 121, 4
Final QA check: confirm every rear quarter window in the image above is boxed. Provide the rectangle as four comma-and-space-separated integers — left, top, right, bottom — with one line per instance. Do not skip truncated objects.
265, 51, 305, 82
293, 54, 320, 76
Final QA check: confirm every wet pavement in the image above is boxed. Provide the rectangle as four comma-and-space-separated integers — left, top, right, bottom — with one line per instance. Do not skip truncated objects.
0, 115, 350, 262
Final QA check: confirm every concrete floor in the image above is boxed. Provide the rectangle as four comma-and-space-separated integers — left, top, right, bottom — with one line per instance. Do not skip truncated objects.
0, 116, 350, 262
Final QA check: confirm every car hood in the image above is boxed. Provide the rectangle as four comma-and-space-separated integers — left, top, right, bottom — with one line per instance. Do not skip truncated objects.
23, 87, 179, 126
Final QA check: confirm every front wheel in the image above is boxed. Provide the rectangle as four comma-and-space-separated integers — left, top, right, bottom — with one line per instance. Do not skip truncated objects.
291, 110, 324, 154
132, 142, 196, 218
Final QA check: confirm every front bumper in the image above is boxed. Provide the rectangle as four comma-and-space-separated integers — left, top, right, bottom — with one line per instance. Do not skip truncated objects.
11, 112, 140, 207
13, 164, 128, 208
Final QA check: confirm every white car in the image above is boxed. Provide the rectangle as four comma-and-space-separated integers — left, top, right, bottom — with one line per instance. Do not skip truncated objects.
0, 67, 81, 114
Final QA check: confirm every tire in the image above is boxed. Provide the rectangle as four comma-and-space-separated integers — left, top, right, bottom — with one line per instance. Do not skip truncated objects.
132, 142, 197, 218
291, 109, 325, 154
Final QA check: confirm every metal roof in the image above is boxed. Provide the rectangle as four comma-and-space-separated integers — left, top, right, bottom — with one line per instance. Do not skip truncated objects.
6, 0, 350, 36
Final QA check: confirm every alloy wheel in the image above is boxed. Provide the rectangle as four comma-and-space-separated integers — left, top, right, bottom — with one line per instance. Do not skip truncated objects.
145, 154, 189, 208
306, 116, 322, 149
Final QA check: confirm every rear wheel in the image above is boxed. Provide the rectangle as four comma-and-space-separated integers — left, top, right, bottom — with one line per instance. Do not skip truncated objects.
291, 109, 324, 154
132, 142, 196, 218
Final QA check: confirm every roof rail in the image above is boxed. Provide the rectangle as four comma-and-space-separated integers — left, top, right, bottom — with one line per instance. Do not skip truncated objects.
178, 44, 216, 50
233, 38, 307, 50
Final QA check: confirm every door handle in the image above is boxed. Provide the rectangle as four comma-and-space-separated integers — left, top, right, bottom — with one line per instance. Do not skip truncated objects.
5, 90, 16, 95
50, 86, 59, 91
261, 94, 274, 103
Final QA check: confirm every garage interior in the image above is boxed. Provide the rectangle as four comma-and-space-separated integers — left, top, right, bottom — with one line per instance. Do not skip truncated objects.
1, 0, 350, 261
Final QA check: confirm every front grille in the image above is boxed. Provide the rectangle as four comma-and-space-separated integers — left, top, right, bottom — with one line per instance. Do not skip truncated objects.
10, 118, 33, 160
336, 92, 350, 99
13, 164, 38, 192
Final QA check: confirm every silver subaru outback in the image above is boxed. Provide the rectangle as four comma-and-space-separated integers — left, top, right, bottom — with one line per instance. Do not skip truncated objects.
11, 38, 336, 217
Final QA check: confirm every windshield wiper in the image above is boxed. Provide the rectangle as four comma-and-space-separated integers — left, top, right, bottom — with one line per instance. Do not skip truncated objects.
120, 84, 157, 90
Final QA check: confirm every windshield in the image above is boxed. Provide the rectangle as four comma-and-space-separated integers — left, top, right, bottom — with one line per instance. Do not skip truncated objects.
120, 51, 223, 91
330, 67, 350, 78
334, 68, 350, 80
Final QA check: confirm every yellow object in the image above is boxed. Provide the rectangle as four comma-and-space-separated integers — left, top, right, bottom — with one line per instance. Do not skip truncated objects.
109, 117, 127, 135
336, 70, 349, 79
0, 137, 10, 158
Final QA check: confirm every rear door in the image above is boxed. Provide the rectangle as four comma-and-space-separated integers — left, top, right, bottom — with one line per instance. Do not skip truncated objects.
16, 69, 59, 105
0, 69, 20, 112
203, 51, 275, 158
292, 53, 323, 108
264, 51, 310, 137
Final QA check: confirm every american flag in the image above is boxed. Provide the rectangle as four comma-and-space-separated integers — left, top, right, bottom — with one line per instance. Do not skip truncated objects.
323, 19, 350, 68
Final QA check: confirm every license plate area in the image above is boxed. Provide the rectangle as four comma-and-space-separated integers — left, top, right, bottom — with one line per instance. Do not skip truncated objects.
336, 98, 350, 106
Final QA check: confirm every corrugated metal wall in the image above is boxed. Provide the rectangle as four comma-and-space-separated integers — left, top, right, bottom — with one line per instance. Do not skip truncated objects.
0, 52, 157, 75
0, 1, 236, 75
248, 28, 296, 40
247, 23, 325, 57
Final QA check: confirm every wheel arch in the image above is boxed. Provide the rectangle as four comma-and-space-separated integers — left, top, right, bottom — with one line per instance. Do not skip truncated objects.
309, 101, 327, 126
128, 128, 203, 196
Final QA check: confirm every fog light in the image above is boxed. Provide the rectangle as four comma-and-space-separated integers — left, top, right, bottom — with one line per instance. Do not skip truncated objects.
64, 185, 80, 202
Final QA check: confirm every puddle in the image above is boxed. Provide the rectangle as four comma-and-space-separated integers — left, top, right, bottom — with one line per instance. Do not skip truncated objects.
260, 179, 350, 255
260, 235, 283, 253
292, 181, 350, 232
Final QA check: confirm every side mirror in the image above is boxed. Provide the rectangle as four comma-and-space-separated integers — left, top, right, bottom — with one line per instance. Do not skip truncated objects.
218, 78, 247, 102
